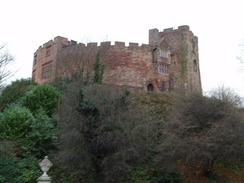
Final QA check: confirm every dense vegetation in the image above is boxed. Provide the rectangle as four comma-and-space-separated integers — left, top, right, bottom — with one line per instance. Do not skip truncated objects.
0, 79, 60, 183
53, 79, 244, 183
0, 78, 243, 183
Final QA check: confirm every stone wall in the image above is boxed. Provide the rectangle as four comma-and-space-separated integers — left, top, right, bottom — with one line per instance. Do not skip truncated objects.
32, 25, 202, 93
56, 41, 166, 90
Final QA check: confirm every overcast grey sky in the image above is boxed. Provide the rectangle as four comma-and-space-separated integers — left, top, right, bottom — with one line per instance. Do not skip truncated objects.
0, 0, 244, 96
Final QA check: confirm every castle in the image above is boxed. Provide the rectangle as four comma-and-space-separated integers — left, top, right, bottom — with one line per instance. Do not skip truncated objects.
32, 25, 202, 93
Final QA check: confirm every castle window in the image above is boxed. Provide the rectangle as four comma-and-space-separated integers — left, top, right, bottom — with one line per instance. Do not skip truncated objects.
34, 55, 37, 65
193, 59, 197, 72
152, 48, 157, 63
170, 54, 177, 65
157, 63, 168, 74
46, 47, 51, 57
159, 49, 169, 58
32, 70, 36, 81
147, 83, 154, 92
42, 63, 52, 80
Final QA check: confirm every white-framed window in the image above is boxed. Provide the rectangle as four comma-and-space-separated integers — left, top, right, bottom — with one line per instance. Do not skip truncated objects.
159, 49, 170, 58
157, 63, 168, 74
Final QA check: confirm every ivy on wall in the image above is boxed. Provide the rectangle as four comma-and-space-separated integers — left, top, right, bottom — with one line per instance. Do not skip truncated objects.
93, 52, 104, 84
180, 42, 188, 80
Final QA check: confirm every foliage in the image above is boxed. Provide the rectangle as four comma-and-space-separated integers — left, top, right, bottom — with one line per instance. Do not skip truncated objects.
157, 91, 244, 181
0, 45, 14, 89
0, 79, 35, 111
56, 82, 169, 182
0, 106, 57, 157
130, 168, 182, 183
52, 76, 72, 92
78, 89, 99, 118
130, 168, 150, 183
22, 109, 57, 157
22, 84, 61, 116
0, 106, 34, 140
0, 80, 60, 181
53, 80, 96, 183
1, 77, 243, 183
209, 86, 242, 107
0, 154, 40, 183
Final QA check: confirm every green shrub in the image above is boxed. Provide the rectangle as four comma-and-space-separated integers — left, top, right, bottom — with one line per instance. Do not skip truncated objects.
22, 84, 61, 116
0, 154, 40, 183
0, 154, 19, 183
22, 109, 57, 157
0, 106, 34, 140
0, 81, 60, 182
0, 107, 57, 157
130, 168, 150, 183
150, 172, 182, 183
0, 79, 35, 111
130, 168, 182, 183
78, 89, 99, 119
52, 77, 72, 92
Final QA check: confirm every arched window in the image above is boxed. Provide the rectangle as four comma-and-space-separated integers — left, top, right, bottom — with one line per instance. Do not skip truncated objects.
147, 83, 154, 92
193, 59, 197, 72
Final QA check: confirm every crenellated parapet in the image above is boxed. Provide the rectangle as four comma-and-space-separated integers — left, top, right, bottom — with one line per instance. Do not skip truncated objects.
149, 25, 194, 46
35, 38, 151, 56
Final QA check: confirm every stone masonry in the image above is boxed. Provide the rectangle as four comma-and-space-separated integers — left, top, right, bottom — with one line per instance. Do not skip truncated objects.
32, 25, 202, 93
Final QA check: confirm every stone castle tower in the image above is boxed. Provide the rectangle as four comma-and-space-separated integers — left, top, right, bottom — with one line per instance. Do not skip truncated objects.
32, 25, 201, 93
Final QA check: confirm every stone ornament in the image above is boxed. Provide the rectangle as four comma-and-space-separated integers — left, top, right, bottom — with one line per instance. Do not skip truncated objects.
37, 156, 53, 183
40, 156, 53, 176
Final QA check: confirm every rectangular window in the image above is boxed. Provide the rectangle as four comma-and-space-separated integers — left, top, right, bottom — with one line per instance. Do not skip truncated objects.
42, 63, 52, 80
157, 63, 168, 74
159, 49, 169, 58
32, 70, 36, 81
46, 47, 51, 57
34, 55, 37, 65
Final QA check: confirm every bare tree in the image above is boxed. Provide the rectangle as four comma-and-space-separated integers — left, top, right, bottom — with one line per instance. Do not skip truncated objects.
209, 86, 242, 107
0, 45, 13, 88
237, 41, 244, 69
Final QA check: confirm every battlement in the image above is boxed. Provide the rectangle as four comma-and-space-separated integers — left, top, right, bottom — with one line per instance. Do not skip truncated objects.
149, 25, 191, 35
36, 25, 192, 54
162, 25, 190, 33
149, 25, 195, 46
35, 36, 151, 55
